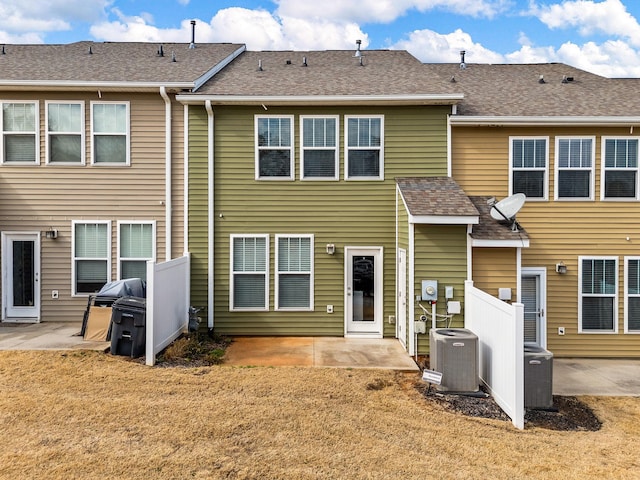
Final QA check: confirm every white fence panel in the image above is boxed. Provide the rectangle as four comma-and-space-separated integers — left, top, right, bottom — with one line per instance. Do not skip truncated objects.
464, 280, 524, 429
145, 254, 190, 366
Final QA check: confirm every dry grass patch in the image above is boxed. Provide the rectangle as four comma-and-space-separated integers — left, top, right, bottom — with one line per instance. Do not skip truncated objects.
0, 351, 639, 479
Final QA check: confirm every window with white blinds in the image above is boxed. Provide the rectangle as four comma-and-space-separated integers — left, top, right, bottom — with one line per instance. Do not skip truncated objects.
510, 137, 547, 199
602, 137, 639, 199
625, 257, 640, 333
231, 235, 269, 310
74, 221, 110, 295
1, 101, 38, 164
579, 257, 617, 333
118, 222, 154, 281
91, 102, 129, 164
276, 235, 313, 310
301, 116, 338, 180
47, 102, 84, 164
255, 116, 294, 179
345, 116, 383, 179
555, 137, 594, 200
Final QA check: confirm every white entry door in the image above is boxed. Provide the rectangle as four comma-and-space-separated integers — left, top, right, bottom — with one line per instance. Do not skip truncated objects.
521, 268, 546, 347
2, 232, 41, 322
397, 248, 407, 347
345, 247, 383, 337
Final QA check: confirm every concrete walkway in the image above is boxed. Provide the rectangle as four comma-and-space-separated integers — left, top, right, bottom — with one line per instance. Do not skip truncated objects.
0, 322, 109, 351
223, 336, 420, 371
553, 358, 640, 396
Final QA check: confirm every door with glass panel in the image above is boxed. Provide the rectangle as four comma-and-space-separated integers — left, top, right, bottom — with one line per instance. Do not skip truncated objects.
1, 233, 41, 322
345, 247, 383, 337
521, 269, 546, 347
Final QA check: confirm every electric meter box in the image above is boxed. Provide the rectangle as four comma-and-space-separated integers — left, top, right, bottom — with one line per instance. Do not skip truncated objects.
421, 280, 438, 302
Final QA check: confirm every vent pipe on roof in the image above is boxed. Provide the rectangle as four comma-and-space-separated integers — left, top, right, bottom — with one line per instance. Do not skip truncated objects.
172, 51, 177, 62
258, 59, 263, 71
158, 45, 164, 57
189, 20, 196, 49
354, 39, 362, 57
539, 75, 545, 84
88, 46, 93, 55
302, 56, 307, 67
2, 45, 6, 55
460, 50, 466, 70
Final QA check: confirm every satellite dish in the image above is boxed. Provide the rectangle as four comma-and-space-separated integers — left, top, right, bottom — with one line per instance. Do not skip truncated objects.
490, 193, 526, 231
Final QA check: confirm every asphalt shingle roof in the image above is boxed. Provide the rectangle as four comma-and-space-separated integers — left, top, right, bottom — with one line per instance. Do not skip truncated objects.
396, 177, 478, 218
195, 50, 461, 97
425, 62, 640, 117
0, 42, 244, 85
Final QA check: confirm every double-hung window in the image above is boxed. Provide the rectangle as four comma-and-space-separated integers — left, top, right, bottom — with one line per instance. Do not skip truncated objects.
73, 221, 111, 295
118, 222, 155, 281
47, 102, 84, 164
345, 115, 383, 180
231, 235, 269, 310
555, 137, 594, 200
301, 116, 338, 180
625, 257, 640, 333
510, 137, 548, 199
579, 257, 617, 333
602, 137, 639, 199
91, 102, 129, 164
276, 235, 313, 310
1, 101, 38, 164
255, 115, 294, 179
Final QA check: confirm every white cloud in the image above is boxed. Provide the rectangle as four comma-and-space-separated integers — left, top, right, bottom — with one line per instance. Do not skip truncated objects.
90, 7, 367, 51
530, 0, 640, 47
275, 0, 511, 23
0, 30, 46, 44
0, 0, 111, 33
392, 28, 506, 63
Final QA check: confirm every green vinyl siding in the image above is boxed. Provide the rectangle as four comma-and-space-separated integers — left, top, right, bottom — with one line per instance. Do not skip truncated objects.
188, 104, 450, 336
413, 224, 468, 354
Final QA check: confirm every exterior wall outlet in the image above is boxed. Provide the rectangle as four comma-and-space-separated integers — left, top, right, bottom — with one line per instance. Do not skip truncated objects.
388, 315, 395, 324
558, 327, 565, 335
326, 305, 333, 314
51, 290, 59, 299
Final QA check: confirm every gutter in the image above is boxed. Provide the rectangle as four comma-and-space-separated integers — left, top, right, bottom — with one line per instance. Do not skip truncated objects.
0, 81, 194, 92
205, 100, 215, 331
176, 93, 464, 106
160, 87, 172, 262
450, 115, 640, 127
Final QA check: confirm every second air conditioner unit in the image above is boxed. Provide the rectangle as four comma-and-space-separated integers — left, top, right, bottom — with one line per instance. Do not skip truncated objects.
429, 328, 479, 392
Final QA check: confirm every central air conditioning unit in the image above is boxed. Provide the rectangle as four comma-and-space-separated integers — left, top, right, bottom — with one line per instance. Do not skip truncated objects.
524, 343, 554, 409
429, 328, 479, 392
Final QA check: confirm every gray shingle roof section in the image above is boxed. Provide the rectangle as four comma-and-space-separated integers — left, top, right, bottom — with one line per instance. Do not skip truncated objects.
194, 50, 462, 97
397, 177, 478, 218
469, 196, 529, 242
425, 62, 640, 117
0, 42, 244, 86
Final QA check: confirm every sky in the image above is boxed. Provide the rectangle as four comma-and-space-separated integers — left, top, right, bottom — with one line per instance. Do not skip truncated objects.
2, 0, 640, 77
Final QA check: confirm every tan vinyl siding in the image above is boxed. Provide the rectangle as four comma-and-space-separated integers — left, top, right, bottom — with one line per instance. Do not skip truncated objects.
413, 224, 468, 354
190, 105, 450, 335
0, 91, 174, 322
453, 124, 640, 357
472, 248, 517, 298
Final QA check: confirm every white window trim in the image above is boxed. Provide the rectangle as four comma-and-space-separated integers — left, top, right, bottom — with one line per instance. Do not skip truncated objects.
72, 220, 112, 297
624, 256, 640, 334
600, 136, 640, 201
578, 255, 618, 334
230, 234, 269, 311
345, 114, 384, 181
0, 100, 40, 165
508, 136, 549, 201
117, 220, 156, 280
300, 115, 339, 181
275, 234, 314, 311
45, 100, 85, 166
554, 136, 595, 201
90, 101, 131, 166
254, 115, 294, 181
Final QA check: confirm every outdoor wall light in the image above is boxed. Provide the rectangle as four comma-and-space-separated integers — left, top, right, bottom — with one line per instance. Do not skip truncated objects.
45, 229, 58, 240
555, 261, 567, 274
326, 244, 335, 255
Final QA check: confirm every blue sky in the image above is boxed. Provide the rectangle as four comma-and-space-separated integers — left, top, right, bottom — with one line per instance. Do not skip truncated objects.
2, 0, 640, 77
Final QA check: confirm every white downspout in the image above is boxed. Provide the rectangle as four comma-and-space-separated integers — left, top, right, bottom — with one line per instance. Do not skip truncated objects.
205, 100, 215, 331
160, 86, 172, 261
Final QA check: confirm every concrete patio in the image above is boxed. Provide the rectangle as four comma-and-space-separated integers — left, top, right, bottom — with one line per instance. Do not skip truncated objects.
0, 322, 109, 351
